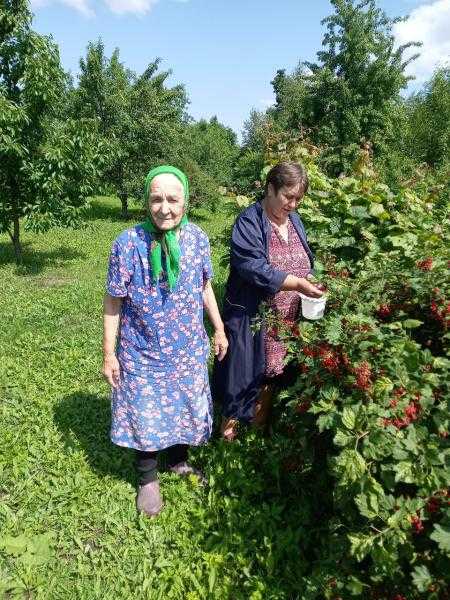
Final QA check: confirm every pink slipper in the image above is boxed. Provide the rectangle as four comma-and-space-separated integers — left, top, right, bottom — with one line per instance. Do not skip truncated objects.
136, 479, 163, 517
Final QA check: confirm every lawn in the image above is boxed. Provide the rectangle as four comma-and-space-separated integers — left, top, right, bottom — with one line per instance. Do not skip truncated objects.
3, 195, 447, 599
1, 197, 257, 599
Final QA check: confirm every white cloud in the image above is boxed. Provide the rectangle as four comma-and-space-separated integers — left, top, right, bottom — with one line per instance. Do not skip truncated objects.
31, 0, 94, 17
394, 0, 450, 83
103, 0, 159, 14
31, 0, 174, 16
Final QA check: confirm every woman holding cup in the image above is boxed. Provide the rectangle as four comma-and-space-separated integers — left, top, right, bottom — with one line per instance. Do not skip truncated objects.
213, 161, 324, 439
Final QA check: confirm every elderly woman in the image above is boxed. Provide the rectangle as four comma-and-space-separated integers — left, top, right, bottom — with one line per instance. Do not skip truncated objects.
103, 165, 228, 516
213, 161, 323, 439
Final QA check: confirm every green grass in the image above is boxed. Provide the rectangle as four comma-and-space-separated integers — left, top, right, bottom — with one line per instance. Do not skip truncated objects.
0, 197, 320, 600
0, 197, 238, 599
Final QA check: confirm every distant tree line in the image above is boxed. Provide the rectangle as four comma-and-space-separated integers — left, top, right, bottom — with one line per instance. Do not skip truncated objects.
1, 0, 448, 261
237, 0, 450, 192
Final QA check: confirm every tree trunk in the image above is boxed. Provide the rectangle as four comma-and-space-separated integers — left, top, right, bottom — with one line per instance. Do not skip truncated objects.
119, 192, 129, 220
9, 214, 22, 263
9, 197, 23, 263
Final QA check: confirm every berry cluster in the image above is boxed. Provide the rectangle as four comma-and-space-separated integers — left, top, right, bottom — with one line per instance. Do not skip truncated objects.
430, 291, 450, 328
286, 320, 301, 337
410, 514, 424, 534
389, 387, 406, 408
328, 268, 350, 278
319, 345, 341, 374
426, 496, 441, 514
295, 399, 311, 414
301, 343, 351, 376
302, 346, 317, 358
416, 257, 433, 271
383, 392, 422, 429
267, 326, 279, 338
377, 303, 392, 319
353, 361, 372, 391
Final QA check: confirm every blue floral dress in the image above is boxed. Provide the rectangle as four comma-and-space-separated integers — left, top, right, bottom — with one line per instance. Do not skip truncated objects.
106, 222, 213, 451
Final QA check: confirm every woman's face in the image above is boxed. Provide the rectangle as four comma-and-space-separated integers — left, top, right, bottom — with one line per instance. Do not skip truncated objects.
266, 182, 304, 220
149, 174, 185, 230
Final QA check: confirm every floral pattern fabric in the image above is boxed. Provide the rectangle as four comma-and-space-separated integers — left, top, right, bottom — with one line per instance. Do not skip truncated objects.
106, 223, 213, 451
265, 219, 311, 377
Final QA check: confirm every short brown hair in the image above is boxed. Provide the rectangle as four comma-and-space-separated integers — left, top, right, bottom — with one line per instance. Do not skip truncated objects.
264, 161, 309, 196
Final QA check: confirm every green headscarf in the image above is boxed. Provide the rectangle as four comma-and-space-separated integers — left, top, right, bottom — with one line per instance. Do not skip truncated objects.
141, 165, 189, 291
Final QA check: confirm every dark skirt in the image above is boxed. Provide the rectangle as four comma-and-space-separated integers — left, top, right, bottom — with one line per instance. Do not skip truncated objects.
212, 301, 265, 421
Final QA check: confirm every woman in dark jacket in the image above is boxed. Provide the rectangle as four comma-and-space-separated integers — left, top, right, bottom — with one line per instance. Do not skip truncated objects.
213, 162, 323, 439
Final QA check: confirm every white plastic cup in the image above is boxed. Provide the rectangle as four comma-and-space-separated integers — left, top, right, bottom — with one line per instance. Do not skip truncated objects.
300, 294, 327, 320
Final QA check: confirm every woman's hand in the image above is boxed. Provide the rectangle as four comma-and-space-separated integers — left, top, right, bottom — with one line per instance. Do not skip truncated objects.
102, 353, 120, 388
214, 329, 229, 361
103, 294, 122, 388
296, 277, 324, 298
203, 281, 228, 360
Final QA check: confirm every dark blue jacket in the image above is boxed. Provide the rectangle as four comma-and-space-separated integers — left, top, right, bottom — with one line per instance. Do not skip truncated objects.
212, 201, 314, 421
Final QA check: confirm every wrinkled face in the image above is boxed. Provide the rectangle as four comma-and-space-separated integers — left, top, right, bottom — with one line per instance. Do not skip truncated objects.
266, 182, 304, 220
149, 174, 185, 230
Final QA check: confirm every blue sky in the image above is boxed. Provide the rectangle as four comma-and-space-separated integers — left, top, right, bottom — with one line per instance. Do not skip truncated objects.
31, 0, 450, 138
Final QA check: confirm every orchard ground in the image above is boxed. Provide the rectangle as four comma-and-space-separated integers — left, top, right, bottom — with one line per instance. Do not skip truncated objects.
0, 197, 295, 599
1, 198, 218, 597
1, 190, 448, 600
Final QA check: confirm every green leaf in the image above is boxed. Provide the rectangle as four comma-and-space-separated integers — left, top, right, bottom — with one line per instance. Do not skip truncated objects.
335, 449, 366, 484
18, 549, 48, 566
346, 576, 367, 595
317, 413, 336, 432
348, 533, 373, 561
393, 461, 414, 483
412, 565, 433, 592
358, 341, 373, 350
319, 386, 340, 402
334, 429, 353, 447
430, 524, 450, 554
310, 399, 334, 414
402, 319, 423, 329
373, 377, 394, 399
387, 233, 418, 250
1, 534, 28, 556
355, 493, 378, 519
324, 316, 343, 344
312, 260, 325, 276
342, 407, 356, 430
369, 203, 389, 220
351, 206, 370, 219
403, 428, 419, 453
208, 566, 217, 593
235, 195, 251, 207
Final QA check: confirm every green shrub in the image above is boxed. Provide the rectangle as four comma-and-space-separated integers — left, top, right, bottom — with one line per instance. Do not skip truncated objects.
204, 142, 449, 599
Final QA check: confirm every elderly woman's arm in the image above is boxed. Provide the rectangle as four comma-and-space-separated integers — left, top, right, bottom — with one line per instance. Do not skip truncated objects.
203, 280, 228, 361
102, 294, 122, 388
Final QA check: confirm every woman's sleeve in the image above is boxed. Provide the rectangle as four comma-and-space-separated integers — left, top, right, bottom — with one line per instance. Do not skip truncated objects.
106, 238, 134, 297
200, 234, 214, 283
230, 212, 287, 295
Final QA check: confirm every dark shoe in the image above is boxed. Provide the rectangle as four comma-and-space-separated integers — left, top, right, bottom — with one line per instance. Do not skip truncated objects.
136, 479, 163, 517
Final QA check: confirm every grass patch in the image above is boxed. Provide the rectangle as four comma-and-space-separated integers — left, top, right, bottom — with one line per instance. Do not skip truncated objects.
0, 197, 239, 599
1, 197, 321, 599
